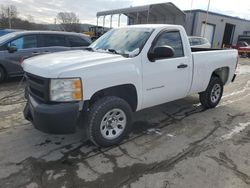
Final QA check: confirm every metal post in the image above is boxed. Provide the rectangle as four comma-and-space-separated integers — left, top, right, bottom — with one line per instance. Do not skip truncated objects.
7, 7, 11, 29
188, 0, 194, 23
203, 0, 211, 37
96, 16, 99, 26
136, 12, 139, 24
103, 16, 106, 27
147, 9, 150, 24
118, 14, 121, 27
110, 15, 113, 28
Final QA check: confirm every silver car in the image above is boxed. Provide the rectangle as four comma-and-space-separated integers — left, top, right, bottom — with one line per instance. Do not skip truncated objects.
0, 31, 91, 82
188, 36, 211, 48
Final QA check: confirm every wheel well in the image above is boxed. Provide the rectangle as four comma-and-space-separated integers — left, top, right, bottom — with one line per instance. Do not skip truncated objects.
212, 67, 229, 85
89, 84, 138, 111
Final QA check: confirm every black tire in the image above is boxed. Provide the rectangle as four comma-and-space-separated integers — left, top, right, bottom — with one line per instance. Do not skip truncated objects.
0, 66, 6, 83
199, 76, 223, 108
87, 96, 132, 147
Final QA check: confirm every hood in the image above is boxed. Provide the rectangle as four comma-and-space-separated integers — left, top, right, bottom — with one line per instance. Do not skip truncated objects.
23, 50, 126, 78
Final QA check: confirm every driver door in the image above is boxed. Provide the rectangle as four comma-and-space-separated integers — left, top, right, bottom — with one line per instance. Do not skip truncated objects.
142, 30, 192, 109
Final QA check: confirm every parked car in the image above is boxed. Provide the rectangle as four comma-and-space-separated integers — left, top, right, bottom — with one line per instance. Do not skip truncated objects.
225, 41, 250, 58
0, 29, 22, 37
189, 36, 211, 48
0, 31, 92, 82
23, 24, 238, 147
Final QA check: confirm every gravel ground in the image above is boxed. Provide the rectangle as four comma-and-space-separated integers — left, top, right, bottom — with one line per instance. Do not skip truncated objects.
0, 58, 249, 188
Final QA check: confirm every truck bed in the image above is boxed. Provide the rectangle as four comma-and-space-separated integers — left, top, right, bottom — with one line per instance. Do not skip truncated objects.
189, 48, 238, 95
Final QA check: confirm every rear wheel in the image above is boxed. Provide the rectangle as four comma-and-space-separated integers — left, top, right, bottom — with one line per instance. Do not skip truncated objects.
87, 96, 132, 147
0, 67, 6, 83
199, 76, 223, 108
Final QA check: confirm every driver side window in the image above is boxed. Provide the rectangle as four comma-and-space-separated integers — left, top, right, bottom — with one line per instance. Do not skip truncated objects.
8, 35, 37, 50
154, 31, 184, 58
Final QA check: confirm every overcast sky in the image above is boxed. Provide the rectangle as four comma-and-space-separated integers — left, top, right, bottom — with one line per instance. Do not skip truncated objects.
1, 0, 250, 25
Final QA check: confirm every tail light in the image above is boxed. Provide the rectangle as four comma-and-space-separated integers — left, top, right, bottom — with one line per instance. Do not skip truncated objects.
19, 57, 24, 65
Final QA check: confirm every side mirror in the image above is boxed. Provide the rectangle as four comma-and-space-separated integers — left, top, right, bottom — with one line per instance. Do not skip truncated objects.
7, 46, 18, 53
148, 46, 175, 61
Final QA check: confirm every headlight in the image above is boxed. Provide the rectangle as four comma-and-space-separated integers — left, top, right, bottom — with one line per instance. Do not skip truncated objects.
50, 78, 82, 102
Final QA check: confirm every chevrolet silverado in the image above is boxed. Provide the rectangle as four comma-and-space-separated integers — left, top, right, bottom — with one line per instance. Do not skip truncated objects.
23, 24, 238, 147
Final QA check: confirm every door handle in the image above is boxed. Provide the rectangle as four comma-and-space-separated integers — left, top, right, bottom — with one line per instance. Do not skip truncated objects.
177, 64, 188, 69
32, 52, 40, 55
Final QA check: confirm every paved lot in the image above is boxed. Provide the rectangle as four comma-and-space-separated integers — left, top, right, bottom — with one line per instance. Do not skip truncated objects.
0, 58, 250, 188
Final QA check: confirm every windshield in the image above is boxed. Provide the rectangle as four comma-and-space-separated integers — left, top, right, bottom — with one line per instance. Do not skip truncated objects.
90, 28, 154, 57
0, 32, 18, 44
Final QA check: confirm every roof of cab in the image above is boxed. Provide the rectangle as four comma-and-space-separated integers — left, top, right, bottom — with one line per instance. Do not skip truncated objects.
118, 24, 185, 30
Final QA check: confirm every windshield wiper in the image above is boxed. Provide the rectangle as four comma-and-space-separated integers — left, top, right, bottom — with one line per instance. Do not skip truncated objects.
107, 49, 119, 54
84, 47, 94, 51
106, 49, 129, 58
92, 48, 129, 58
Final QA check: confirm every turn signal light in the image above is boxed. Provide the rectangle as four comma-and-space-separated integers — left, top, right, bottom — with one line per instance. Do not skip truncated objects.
72, 91, 82, 100
73, 79, 81, 89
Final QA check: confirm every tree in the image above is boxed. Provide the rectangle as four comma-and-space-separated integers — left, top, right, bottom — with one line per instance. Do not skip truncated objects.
0, 5, 18, 28
26, 15, 34, 23
57, 12, 81, 32
0, 5, 46, 30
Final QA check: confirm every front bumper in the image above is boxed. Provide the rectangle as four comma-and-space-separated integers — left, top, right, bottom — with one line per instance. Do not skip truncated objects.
23, 95, 80, 134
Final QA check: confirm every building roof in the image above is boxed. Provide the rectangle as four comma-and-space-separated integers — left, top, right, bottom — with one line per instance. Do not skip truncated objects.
97, 2, 185, 19
184, 9, 250, 23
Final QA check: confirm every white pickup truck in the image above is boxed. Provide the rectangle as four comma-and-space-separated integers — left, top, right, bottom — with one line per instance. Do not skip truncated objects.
23, 24, 238, 147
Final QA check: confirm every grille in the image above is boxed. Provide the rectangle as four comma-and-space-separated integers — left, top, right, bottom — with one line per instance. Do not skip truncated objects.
25, 73, 50, 102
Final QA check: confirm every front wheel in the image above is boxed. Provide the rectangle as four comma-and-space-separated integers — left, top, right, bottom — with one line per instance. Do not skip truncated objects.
199, 76, 223, 108
87, 96, 132, 147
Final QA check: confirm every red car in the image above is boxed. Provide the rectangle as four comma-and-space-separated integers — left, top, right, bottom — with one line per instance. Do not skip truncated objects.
225, 41, 250, 58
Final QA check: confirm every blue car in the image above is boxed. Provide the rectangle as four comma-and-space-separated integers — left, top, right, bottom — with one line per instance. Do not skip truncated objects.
0, 30, 92, 82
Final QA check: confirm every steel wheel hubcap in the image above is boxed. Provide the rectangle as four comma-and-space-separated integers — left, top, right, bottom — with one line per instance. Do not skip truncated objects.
211, 84, 221, 103
100, 108, 127, 140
